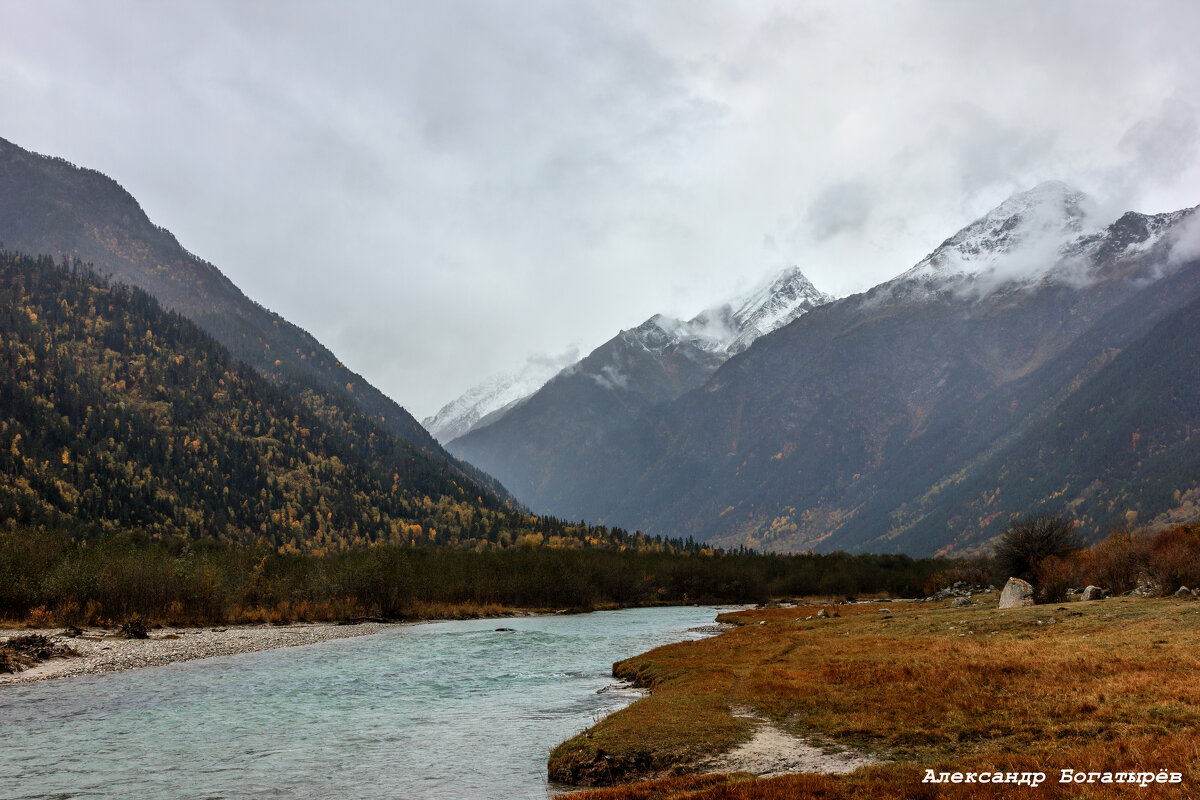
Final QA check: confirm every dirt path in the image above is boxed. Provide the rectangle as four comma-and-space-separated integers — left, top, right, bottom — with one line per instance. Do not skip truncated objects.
698, 707, 880, 777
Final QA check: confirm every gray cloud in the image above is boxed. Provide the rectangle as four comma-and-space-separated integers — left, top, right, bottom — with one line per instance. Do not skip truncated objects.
1118, 96, 1200, 190
2, 0, 1199, 415
807, 181, 871, 241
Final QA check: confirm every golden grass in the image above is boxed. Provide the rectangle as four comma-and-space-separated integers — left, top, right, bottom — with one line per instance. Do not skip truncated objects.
551, 597, 1200, 797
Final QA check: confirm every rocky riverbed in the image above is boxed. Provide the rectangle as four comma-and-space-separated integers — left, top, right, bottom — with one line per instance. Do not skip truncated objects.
0, 621, 390, 684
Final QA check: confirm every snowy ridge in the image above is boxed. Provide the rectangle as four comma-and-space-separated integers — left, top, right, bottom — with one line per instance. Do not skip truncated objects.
629, 266, 833, 357
432, 266, 832, 442
1064, 207, 1197, 264
422, 351, 577, 443
899, 181, 1094, 288
724, 267, 832, 353
869, 181, 1200, 305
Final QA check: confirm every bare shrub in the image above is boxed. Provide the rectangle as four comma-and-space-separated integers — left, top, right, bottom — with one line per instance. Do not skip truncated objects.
994, 515, 1081, 581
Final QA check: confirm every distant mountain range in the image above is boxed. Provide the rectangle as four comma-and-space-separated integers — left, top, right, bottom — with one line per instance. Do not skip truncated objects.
426, 267, 831, 444
449, 181, 1200, 555
7, 133, 1197, 558
442, 267, 832, 509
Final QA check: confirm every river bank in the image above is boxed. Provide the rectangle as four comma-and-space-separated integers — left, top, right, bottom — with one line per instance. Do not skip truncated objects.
0, 600, 729, 685
552, 597, 1200, 799
0, 621, 395, 684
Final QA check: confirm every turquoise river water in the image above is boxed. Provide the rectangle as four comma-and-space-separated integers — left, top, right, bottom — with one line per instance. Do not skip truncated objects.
2, 605, 730, 800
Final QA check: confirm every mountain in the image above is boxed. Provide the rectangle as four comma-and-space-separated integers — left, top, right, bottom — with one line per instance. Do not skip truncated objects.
893, 179, 1093, 293
476, 182, 1200, 555
429, 266, 830, 446
901, 285, 1200, 552
444, 266, 832, 508
0, 136, 508, 497
714, 266, 839, 355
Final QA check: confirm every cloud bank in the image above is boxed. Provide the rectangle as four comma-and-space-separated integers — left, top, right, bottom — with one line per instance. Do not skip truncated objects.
1, 0, 1198, 415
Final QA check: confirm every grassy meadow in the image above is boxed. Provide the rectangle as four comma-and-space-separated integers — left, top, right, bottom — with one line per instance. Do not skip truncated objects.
551, 596, 1200, 798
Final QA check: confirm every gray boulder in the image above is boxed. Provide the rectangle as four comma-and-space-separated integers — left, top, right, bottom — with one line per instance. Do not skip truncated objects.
1081, 585, 1104, 601
998, 578, 1035, 609
951, 596, 971, 607
1175, 586, 1192, 598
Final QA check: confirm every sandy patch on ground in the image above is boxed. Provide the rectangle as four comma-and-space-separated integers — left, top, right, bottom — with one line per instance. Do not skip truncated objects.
698, 706, 880, 777
0, 622, 389, 685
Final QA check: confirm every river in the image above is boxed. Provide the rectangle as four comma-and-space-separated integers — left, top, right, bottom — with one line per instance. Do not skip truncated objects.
2, 605, 730, 799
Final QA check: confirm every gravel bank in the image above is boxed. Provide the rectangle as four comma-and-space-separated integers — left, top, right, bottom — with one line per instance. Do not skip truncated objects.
0, 622, 390, 685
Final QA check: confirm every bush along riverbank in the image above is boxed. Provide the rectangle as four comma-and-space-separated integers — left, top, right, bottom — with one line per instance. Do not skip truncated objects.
550, 595, 1200, 799
0, 527, 953, 628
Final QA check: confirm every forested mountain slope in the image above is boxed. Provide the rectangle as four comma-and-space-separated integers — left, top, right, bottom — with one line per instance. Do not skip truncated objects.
0, 251, 636, 552
0, 136, 505, 498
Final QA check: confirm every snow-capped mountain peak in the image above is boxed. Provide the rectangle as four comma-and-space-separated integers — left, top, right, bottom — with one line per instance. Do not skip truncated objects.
422, 350, 578, 443
625, 266, 833, 357
433, 266, 832, 444
889, 181, 1101, 296
722, 266, 832, 353
915, 181, 1091, 273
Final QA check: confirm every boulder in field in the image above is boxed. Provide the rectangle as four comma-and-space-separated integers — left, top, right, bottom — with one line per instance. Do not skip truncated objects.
999, 578, 1035, 608
1081, 585, 1104, 601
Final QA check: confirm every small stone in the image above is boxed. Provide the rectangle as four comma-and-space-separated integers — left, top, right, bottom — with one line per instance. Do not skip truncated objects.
816, 609, 830, 618
951, 597, 970, 607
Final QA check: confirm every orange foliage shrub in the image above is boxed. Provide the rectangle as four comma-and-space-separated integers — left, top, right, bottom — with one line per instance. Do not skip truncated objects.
1147, 526, 1200, 592
1082, 529, 1150, 593
1033, 554, 1079, 603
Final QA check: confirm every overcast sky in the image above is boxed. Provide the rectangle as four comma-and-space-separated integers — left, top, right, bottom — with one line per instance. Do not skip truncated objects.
3, 1, 1199, 418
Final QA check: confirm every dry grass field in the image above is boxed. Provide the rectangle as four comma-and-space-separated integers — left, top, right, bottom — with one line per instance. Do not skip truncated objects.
550, 597, 1200, 798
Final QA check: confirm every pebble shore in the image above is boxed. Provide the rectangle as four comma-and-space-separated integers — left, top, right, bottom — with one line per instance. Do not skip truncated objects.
0, 622, 390, 685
